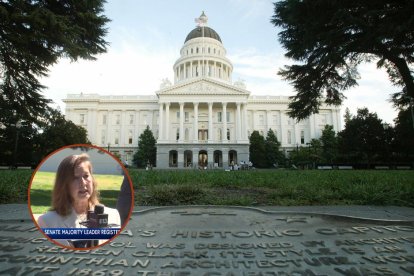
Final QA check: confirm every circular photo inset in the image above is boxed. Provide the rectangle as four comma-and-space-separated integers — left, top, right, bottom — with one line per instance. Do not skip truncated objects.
28, 144, 134, 249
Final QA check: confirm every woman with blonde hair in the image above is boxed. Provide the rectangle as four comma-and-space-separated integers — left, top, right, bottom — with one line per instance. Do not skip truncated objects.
37, 153, 120, 247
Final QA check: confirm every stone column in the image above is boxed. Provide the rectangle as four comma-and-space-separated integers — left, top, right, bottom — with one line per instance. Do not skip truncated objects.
165, 102, 170, 141
280, 111, 286, 146
266, 110, 271, 133
236, 102, 241, 141
243, 103, 248, 140
179, 102, 184, 142
309, 113, 315, 139
158, 103, 163, 141
193, 102, 199, 143
208, 102, 213, 142
135, 110, 140, 142
294, 119, 299, 145
120, 110, 126, 146
107, 110, 112, 146
222, 102, 227, 142
252, 110, 256, 131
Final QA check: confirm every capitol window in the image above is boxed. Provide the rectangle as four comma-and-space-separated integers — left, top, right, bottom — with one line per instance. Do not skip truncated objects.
259, 115, 264, 125
102, 114, 107, 124
129, 114, 134, 125
101, 130, 105, 144
217, 112, 222, 123
79, 114, 85, 124
273, 115, 278, 125
301, 130, 305, 144
114, 131, 119, 145
128, 130, 133, 144
115, 114, 120, 125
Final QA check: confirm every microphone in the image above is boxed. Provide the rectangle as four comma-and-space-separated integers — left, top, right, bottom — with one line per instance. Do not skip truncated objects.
87, 204, 108, 228
71, 204, 108, 248
87, 204, 108, 247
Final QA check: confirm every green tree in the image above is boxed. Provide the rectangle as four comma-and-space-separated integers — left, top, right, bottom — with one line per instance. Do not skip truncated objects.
320, 125, 338, 164
249, 131, 266, 168
289, 146, 310, 168
308, 138, 322, 168
0, 106, 88, 166
338, 108, 388, 167
272, 0, 414, 120
0, 0, 110, 122
0, 114, 38, 166
393, 109, 414, 162
133, 126, 157, 168
344, 107, 352, 125
35, 107, 90, 162
265, 129, 284, 168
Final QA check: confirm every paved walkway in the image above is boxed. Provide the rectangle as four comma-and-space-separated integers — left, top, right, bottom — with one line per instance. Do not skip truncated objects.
1, 204, 414, 221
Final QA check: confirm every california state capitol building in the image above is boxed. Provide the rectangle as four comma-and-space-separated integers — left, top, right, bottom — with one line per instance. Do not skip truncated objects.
63, 12, 341, 169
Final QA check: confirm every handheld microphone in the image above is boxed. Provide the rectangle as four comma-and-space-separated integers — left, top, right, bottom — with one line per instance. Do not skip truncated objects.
87, 204, 108, 228
72, 204, 108, 248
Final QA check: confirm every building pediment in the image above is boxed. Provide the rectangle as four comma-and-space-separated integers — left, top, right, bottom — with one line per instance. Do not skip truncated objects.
156, 78, 250, 97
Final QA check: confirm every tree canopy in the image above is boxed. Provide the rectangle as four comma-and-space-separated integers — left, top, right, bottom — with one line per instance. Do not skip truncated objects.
272, 0, 414, 119
249, 131, 267, 168
0, 106, 89, 166
338, 107, 388, 166
264, 128, 284, 167
0, 0, 109, 121
133, 126, 157, 168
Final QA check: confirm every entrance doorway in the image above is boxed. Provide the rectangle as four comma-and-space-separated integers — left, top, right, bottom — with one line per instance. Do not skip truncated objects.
184, 150, 192, 167
229, 150, 237, 166
214, 150, 222, 167
198, 150, 208, 168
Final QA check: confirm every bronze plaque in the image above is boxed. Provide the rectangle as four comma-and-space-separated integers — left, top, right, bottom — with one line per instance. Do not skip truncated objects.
1, 206, 414, 275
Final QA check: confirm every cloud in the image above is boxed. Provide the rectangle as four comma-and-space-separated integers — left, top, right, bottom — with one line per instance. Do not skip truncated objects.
40, 39, 177, 110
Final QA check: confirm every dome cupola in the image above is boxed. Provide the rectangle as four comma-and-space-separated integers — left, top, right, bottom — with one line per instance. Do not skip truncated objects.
173, 12, 233, 85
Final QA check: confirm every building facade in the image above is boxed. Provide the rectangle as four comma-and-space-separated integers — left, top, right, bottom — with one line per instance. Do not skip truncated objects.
63, 13, 341, 169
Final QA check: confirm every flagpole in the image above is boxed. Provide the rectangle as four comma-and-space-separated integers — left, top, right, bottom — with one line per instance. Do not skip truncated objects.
195, 11, 208, 78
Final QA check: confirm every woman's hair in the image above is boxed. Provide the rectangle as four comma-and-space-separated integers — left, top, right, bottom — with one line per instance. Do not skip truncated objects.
51, 153, 100, 216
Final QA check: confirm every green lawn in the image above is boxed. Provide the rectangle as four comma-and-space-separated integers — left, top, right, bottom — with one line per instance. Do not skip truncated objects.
129, 169, 414, 207
30, 171, 123, 214
1, 169, 413, 208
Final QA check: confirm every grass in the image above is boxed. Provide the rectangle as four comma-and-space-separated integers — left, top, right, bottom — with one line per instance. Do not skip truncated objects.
129, 169, 414, 207
29, 171, 123, 214
1, 169, 413, 207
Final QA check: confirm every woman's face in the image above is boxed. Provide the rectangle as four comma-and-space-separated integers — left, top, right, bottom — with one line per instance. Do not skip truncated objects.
70, 161, 93, 203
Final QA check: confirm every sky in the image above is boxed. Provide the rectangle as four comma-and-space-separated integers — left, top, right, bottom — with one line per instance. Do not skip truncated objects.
40, 0, 399, 127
